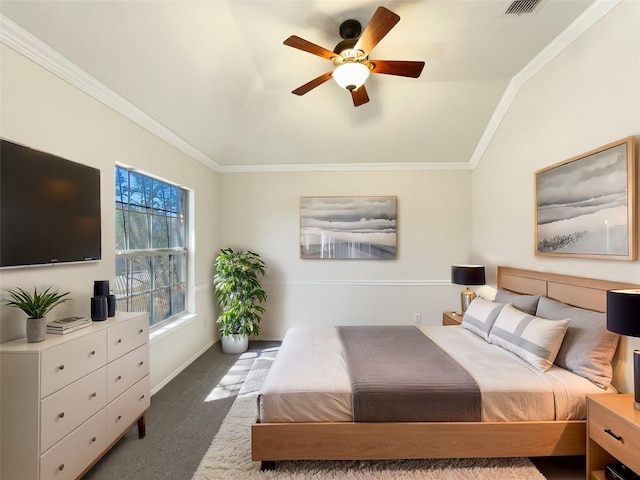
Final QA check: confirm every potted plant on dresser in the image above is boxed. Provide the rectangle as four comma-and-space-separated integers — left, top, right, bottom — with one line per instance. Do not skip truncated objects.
4, 287, 71, 343
213, 248, 267, 354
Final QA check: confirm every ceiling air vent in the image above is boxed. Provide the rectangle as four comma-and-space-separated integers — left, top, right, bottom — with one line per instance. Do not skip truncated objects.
504, 0, 543, 15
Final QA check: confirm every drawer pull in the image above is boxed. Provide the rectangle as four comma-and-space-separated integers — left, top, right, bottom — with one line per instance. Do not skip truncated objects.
91, 392, 97, 398
91, 437, 97, 443
116, 375, 122, 381
117, 339, 122, 344
58, 412, 65, 419
90, 350, 96, 355
139, 329, 144, 334
117, 415, 122, 421
59, 464, 65, 471
140, 394, 145, 400
138, 361, 144, 366
58, 364, 65, 371
604, 428, 623, 442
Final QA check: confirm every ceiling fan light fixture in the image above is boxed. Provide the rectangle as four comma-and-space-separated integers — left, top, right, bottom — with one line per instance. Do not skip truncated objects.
284, 6, 423, 106
332, 62, 370, 91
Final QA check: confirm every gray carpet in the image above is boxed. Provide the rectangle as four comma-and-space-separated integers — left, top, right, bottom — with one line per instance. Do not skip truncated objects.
83, 341, 280, 480
83, 340, 584, 480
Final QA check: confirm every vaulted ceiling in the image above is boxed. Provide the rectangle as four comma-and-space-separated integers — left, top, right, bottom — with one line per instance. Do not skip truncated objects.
2, 1, 609, 172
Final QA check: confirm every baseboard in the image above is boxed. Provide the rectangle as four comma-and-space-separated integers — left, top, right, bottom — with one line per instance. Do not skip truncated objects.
151, 339, 216, 395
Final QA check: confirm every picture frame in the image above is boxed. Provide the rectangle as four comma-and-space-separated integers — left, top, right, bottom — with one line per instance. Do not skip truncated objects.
534, 136, 637, 260
300, 196, 397, 259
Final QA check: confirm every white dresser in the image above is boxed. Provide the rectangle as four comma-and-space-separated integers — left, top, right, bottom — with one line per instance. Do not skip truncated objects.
0, 311, 150, 480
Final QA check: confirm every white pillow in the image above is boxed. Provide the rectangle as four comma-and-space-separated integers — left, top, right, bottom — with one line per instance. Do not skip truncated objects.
461, 297, 506, 341
476, 285, 498, 301
488, 304, 570, 372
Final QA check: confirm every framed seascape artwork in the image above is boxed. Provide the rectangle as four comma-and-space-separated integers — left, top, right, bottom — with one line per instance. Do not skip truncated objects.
300, 196, 397, 259
535, 136, 637, 260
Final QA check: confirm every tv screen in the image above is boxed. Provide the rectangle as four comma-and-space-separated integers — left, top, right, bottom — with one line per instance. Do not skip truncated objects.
1, 139, 101, 268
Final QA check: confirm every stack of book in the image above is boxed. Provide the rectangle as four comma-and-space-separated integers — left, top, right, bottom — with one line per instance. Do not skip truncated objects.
47, 316, 92, 335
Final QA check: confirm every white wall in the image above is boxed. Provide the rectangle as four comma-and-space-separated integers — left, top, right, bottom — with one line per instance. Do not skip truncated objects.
3, 0, 637, 396
0, 45, 219, 392
472, 1, 640, 392
0, 39, 473, 394
218, 170, 472, 339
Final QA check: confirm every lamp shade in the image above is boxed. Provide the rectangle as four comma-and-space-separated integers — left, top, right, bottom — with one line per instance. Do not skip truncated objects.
607, 289, 640, 337
451, 265, 485, 286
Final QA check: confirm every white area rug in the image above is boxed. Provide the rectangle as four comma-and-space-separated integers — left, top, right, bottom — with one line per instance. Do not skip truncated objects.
192, 351, 547, 480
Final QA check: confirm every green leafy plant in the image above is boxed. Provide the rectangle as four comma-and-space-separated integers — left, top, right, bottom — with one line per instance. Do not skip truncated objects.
4, 287, 71, 319
213, 248, 267, 337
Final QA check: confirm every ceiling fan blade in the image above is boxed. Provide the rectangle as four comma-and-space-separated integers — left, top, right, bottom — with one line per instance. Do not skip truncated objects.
291, 72, 333, 96
351, 85, 370, 107
369, 60, 425, 78
283, 35, 337, 61
354, 6, 400, 55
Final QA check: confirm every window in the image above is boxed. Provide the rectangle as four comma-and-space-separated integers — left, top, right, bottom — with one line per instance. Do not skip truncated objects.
115, 166, 188, 328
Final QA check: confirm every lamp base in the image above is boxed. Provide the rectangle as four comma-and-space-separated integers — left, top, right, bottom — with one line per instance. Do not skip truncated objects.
634, 350, 640, 410
460, 288, 477, 313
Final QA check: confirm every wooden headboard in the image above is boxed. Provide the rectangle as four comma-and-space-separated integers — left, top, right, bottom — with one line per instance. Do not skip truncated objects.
497, 266, 640, 392
497, 266, 640, 312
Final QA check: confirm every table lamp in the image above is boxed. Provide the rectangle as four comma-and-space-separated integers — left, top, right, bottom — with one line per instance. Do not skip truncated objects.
451, 265, 486, 314
606, 289, 640, 411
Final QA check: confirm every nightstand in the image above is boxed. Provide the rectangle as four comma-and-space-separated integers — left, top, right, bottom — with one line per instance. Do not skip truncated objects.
586, 394, 640, 480
442, 311, 462, 326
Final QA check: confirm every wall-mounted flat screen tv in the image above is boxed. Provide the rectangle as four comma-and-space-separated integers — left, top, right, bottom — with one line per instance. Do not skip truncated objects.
1, 139, 101, 268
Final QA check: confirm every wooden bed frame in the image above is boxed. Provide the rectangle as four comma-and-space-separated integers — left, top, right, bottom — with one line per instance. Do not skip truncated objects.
252, 266, 639, 466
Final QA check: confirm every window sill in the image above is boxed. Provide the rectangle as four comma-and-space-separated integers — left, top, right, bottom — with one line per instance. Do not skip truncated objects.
149, 313, 198, 344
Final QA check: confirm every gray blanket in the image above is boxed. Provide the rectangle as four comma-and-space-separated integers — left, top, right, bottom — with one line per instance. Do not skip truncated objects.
337, 326, 482, 422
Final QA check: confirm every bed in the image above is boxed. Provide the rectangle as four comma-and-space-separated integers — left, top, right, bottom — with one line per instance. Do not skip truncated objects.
251, 266, 639, 468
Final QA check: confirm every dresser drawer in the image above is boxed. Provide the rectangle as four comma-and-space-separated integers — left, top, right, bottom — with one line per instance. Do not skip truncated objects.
40, 409, 107, 480
589, 400, 640, 473
107, 375, 150, 444
41, 330, 107, 397
107, 343, 149, 402
40, 366, 107, 453
107, 315, 148, 362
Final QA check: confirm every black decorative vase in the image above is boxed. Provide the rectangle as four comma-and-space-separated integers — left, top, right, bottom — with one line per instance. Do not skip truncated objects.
93, 280, 116, 318
91, 296, 108, 321
107, 294, 116, 317
94, 280, 110, 297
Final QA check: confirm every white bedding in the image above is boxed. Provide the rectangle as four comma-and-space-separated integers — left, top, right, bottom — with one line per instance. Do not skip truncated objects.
258, 325, 615, 423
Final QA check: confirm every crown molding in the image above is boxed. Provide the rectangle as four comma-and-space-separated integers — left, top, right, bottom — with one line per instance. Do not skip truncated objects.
1, 1, 619, 174
0, 14, 222, 172
468, 0, 620, 169
217, 161, 473, 173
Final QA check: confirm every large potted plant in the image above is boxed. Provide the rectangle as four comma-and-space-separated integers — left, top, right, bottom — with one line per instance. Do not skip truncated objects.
4, 287, 71, 343
213, 248, 267, 354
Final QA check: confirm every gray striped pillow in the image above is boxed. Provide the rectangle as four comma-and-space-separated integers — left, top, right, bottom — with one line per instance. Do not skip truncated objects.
461, 297, 506, 341
488, 304, 570, 372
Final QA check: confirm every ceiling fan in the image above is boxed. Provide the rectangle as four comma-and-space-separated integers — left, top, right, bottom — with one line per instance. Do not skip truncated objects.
283, 6, 425, 107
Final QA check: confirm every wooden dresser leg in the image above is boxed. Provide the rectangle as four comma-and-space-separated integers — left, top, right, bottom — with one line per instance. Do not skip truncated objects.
261, 461, 276, 471
137, 413, 147, 439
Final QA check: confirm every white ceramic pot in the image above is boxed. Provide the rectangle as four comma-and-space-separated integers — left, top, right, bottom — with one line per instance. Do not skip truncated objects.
26, 316, 47, 343
221, 333, 249, 354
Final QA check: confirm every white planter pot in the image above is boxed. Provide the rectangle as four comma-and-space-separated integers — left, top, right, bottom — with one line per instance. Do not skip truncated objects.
221, 333, 249, 354
26, 316, 47, 343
